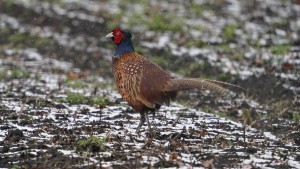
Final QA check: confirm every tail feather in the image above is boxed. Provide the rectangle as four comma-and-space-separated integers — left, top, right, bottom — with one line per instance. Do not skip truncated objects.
163, 78, 238, 97
203, 79, 246, 91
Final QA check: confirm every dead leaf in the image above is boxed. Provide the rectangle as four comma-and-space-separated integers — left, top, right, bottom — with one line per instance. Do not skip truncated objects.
201, 159, 215, 168
281, 62, 294, 71
144, 137, 153, 147
169, 152, 178, 160
67, 71, 89, 80
197, 130, 207, 137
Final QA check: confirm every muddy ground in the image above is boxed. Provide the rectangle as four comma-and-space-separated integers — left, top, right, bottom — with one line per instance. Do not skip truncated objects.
0, 0, 299, 168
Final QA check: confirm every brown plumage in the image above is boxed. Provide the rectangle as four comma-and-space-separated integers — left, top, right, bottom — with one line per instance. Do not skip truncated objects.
106, 28, 242, 135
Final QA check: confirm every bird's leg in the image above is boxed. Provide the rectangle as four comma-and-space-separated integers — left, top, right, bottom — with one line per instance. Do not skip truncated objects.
145, 112, 154, 137
151, 111, 155, 120
136, 113, 145, 135
150, 110, 157, 130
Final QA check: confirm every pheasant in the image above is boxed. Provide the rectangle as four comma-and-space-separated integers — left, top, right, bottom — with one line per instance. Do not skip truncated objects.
106, 28, 241, 135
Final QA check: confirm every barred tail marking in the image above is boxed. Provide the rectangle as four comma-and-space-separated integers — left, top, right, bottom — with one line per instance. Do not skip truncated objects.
163, 78, 236, 97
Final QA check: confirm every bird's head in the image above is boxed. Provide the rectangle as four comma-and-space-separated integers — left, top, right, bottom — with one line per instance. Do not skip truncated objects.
105, 28, 132, 44
105, 28, 135, 58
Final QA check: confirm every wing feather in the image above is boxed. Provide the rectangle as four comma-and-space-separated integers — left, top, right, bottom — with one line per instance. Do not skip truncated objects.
113, 56, 154, 109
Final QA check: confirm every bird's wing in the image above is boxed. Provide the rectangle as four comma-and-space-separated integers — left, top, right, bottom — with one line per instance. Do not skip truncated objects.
114, 58, 156, 109
114, 54, 172, 109
138, 58, 174, 106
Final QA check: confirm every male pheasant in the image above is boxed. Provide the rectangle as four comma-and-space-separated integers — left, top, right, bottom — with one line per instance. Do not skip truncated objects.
106, 28, 241, 135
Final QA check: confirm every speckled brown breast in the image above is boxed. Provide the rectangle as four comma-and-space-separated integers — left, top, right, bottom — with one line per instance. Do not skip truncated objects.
112, 52, 177, 112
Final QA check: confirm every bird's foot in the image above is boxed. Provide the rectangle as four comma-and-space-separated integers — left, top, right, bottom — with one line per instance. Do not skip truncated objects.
136, 114, 145, 136
135, 122, 154, 138
136, 123, 143, 136
135, 112, 155, 138
145, 113, 154, 138
147, 127, 154, 138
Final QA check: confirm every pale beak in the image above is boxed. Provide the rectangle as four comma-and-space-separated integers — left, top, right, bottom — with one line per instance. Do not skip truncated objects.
105, 32, 114, 38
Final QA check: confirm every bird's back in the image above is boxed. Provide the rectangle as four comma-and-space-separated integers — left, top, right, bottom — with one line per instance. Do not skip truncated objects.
112, 52, 177, 112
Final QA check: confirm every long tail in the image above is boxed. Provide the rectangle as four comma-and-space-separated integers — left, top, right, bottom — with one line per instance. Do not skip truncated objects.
163, 78, 244, 97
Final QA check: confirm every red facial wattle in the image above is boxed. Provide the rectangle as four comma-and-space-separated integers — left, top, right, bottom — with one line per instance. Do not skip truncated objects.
113, 29, 124, 44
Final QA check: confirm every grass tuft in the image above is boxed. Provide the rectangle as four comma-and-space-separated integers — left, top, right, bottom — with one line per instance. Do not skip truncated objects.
222, 24, 237, 42
63, 93, 108, 106
76, 136, 106, 152
66, 93, 90, 105
65, 80, 89, 89
146, 13, 183, 32
8, 33, 54, 50
10, 69, 30, 79
271, 44, 290, 55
